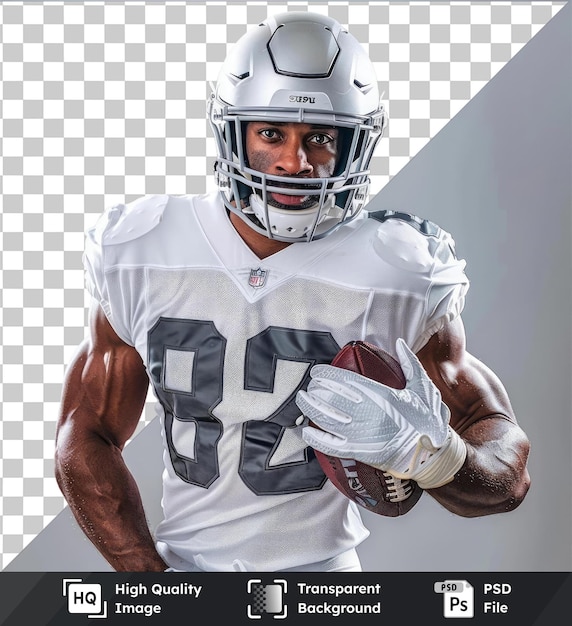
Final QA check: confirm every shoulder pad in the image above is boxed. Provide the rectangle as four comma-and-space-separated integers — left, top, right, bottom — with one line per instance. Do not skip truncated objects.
92, 195, 169, 246
368, 209, 456, 273
368, 209, 441, 237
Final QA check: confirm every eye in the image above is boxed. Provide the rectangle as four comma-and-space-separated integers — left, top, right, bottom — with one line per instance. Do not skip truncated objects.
258, 128, 281, 141
309, 133, 335, 146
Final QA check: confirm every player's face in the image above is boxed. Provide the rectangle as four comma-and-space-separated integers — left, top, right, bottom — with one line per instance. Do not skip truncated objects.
245, 122, 339, 210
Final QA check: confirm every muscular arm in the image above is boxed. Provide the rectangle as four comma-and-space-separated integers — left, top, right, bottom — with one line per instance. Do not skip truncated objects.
417, 316, 531, 517
55, 300, 167, 571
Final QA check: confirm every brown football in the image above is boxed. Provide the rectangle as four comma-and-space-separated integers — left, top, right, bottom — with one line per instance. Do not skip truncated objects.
313, 341, 423, 517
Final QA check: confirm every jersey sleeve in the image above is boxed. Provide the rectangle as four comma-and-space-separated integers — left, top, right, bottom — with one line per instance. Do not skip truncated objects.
416, 228, 469, 351
83, 194, 169, 345
83, 207, 134, 345
367, 210, 469, 353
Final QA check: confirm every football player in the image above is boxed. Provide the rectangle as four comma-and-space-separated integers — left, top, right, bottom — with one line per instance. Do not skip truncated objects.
55, 12, 530, 572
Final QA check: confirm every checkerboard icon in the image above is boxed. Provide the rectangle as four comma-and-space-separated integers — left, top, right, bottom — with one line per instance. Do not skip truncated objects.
247, 579, 287, 618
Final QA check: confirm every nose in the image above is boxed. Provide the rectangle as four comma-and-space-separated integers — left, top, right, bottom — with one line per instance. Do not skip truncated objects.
274, 138, 313, 177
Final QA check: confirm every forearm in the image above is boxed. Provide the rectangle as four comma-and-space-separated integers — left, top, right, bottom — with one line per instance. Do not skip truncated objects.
427, 418, 531, 517
55, 423, 167, 572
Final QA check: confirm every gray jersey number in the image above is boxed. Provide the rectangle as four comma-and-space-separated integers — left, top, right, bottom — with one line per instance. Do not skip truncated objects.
148, 319, 339, 495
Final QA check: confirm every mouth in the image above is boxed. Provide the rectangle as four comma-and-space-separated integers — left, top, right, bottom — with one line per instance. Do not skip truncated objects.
269, 192, 310, 206
268, 181, 321, 208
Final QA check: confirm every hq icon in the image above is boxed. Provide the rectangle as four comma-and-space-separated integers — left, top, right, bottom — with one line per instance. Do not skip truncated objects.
62, 579, 108, 619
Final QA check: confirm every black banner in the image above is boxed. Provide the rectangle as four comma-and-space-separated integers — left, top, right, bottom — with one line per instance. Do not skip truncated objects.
0, 572, 570, 625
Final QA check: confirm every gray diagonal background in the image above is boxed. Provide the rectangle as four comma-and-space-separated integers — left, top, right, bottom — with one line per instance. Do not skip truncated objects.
362, 1, 571, 571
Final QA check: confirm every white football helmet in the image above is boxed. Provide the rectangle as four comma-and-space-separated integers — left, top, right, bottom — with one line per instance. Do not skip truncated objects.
208, 12, 386, 242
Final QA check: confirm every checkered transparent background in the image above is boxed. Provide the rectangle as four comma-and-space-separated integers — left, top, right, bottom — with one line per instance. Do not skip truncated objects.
0, 1, 566, 570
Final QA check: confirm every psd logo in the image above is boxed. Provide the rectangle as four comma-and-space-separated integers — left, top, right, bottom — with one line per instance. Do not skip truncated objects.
434, 580, 474, 618
62, 579, 108, 619
247, 579, 287, 619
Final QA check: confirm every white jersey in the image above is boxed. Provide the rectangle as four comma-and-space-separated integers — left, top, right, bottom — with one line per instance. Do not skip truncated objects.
84, 191, 469, 571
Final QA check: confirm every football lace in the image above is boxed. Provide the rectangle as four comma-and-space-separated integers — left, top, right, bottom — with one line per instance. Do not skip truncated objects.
383, 472, 414, 502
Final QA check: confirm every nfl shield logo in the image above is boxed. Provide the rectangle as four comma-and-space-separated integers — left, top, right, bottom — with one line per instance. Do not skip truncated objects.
249, 267, 268, 288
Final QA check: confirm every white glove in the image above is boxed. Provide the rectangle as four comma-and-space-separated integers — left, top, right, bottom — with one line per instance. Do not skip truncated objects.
296, 338, 467, 489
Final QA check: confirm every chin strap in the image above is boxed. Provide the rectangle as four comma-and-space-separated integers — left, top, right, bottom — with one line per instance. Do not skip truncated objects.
248, 193, 336, 240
